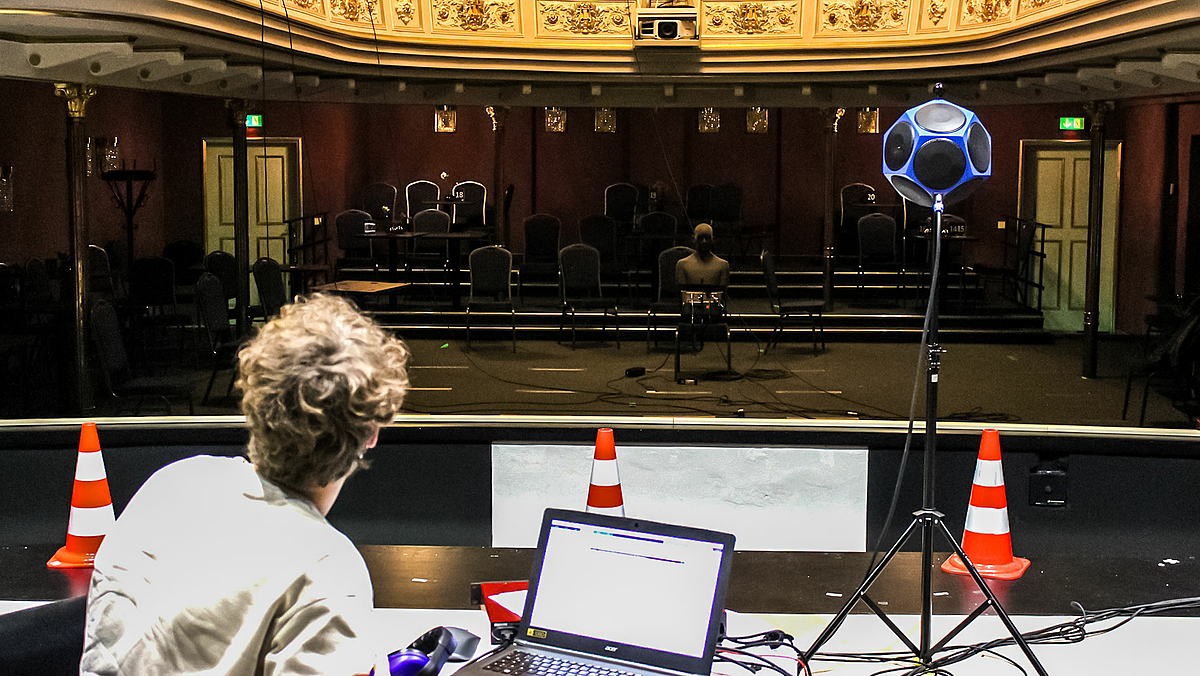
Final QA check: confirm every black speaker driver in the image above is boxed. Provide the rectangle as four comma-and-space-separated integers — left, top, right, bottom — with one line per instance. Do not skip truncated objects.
913, 139, 966, 191
943, 176, 984, 206
887, 174, 934, 208
884, 122, 914, 172
967, 122, 991, 173
914, 103, 966, 134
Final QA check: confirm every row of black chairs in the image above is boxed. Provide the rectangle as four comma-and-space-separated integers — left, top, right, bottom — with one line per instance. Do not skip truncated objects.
360, 180, 488, 230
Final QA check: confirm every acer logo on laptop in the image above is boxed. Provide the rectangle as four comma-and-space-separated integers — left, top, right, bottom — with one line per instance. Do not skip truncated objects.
604, 647, 618, 652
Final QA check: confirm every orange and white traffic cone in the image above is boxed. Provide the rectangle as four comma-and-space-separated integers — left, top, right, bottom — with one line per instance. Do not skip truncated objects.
941, 428, 1030, 580
48, 423, 116, 569
586, 428, 624, 517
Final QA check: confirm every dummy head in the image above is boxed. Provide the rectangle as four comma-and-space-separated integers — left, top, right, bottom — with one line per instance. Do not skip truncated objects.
693, 223, 714, 256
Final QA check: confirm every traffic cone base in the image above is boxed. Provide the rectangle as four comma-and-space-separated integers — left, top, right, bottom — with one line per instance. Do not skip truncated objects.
941, 552, 1030, 580
48, 423, 115, 569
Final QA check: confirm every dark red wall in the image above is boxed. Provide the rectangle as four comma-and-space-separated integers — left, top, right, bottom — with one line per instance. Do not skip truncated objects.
1, 76, 1192, 334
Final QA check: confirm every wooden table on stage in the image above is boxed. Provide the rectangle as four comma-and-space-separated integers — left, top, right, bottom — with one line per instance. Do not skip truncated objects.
357, 231, 426, 283
311, 280, 410, 294
6, 544, 1199, 618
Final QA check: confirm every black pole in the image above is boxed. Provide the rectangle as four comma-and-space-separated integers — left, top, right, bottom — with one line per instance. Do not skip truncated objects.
1081, 101, 1113, 378
227, 100, 252, 337
821, 108, 844, 308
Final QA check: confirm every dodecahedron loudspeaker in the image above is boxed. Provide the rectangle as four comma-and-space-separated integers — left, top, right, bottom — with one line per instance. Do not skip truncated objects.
882, 99, 991, 208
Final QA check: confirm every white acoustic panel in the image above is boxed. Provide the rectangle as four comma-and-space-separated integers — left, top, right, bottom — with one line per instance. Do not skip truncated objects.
492, 444, 868, 552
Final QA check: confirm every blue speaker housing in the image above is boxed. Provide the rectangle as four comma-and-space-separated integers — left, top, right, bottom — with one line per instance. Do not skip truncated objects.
882, 99, 991, 208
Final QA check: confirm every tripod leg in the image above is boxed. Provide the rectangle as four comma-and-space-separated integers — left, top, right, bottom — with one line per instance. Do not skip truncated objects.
804, 517, 923, 661
935, 519, 1050, 676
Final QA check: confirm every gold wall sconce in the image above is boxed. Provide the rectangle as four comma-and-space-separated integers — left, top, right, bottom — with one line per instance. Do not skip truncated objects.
545, 107, 567, 133
594, 108, 616, 133
699, 107, 720, 133
435, 105, 457, 133
747, 107, 769, 134
857, 107, 880, 134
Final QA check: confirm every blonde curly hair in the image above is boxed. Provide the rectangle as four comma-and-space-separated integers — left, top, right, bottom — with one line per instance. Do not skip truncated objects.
237, 294, 409, 490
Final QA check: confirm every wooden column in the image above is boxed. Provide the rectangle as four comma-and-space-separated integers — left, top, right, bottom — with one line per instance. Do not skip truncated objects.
487, 105, 510, 245
54, 83, 96, 414
226, 100, 252, 337
821, 108, 845, 308
1082, 100, 1114, 378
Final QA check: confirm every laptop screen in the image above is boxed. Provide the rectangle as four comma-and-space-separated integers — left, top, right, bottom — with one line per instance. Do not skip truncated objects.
519, 509, 735, 675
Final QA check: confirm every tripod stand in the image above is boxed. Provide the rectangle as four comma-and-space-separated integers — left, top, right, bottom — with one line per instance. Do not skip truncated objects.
803, 196, 1049, 675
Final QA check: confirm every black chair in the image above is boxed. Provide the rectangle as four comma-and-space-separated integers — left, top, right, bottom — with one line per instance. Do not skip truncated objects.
1123, 300, 1200, 426
710, 184, 743, 257
761, 250, 824, 355
558, 243, 619, 349
452, 180, 487, 231
127, 256, 193, 359
971, 216, 1045, 309
204, 250, 238, 302
0, 595, 86, 676
686, 183, 714, 223
162, 240, 205, 288
579, 214, 625, 293
334, 209, 379, 277
466, 246, 516, 352
647, 246, 694, 351
195, 272, 241, 403
87, 244, 120, 304
604, 183, 638, 232
91, 298, 194, 414
409, 208, 452, 281
252, 257, 288, 319
361, 182, 398, 229
519, 214, 562, 304
406, 180, 440, 220
632, 211, 678, 298
839, 183, 878, 261
856, 212, 904, 304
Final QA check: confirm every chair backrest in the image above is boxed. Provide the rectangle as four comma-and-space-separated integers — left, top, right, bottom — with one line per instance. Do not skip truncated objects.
195, 272, 232, 351
523, 214, 562, 263
604, 183, 638, 223
0, 262, 19, 314
128, 257, 178, 308
90, 298, 132, 389
335, 209, 375, 252
559, 243, 602, 300
361, 182, 398, 225
88, 244, 115, 298
252, 257, 287, 318
639, 211, 677, 237
579, 214, 617, 262
857, 213, 898, 261
686, 184, 714, 222
469, 245, 512, 302
711, 184, 743, 223
406, 180, 440, 219
760, 250, 780, 307
452, 181, 487, 228
841, 183, 878, 232
204, 250, 237, 301
411, 208, 451, 235
162, 240, 205, 285
658, 246, 694, 302
24, 257, 53, 305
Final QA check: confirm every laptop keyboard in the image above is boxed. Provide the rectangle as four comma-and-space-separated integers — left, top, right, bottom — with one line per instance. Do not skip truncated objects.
483, 651, 638, 676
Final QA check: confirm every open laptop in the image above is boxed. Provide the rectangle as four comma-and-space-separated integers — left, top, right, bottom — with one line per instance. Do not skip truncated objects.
458, 508, 736, 676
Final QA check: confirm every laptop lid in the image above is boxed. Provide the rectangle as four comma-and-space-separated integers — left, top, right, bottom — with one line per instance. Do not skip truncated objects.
517, 508, 736, 676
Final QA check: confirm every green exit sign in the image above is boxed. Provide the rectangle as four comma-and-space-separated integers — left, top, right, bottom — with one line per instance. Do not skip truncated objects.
1060, 117, 1085, 130
246, 114, 263, 128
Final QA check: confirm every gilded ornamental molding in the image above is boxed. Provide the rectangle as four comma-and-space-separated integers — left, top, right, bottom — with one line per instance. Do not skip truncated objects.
822, 0, 909, 33
394, 0, 418, 25
927, 0, 946, 25
704, 2, 798, 35
434, 0, 518, 32
539, 1, 630, 35
289, 0, 324, 11
962, 0, 1012, 24
329, 0, 380, 23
